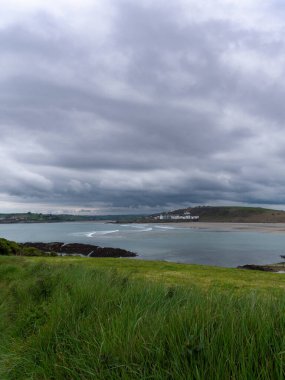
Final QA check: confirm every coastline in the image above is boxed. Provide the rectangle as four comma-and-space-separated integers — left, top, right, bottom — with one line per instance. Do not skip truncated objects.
162, 222, 285, 234
21, 242, 137, 258
3, 221, 285, 270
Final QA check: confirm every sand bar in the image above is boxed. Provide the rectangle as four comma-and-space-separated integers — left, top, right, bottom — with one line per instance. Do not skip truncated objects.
163, 222, 285, 234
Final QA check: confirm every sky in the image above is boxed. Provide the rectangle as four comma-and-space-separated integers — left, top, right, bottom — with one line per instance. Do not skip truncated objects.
1, 0, 285, 214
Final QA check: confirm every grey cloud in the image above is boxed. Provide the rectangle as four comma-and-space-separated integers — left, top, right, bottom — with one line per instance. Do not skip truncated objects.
1, 1, 285, 212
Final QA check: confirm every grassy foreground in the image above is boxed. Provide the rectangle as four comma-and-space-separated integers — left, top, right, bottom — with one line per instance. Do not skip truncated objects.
1, 257, 285, 379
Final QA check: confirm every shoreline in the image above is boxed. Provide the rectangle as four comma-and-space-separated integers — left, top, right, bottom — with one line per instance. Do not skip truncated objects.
161, 222, 285, 234
21, 242, 137, 258
3, 219, 285, 234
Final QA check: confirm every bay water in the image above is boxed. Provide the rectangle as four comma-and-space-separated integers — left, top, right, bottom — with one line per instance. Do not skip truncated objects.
1, 222, 285, 267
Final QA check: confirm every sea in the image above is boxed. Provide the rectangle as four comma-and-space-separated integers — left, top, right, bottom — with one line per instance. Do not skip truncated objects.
1, 222, 285, 267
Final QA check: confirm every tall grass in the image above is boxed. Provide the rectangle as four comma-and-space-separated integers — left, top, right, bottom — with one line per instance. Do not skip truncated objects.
1, 259, 285, 379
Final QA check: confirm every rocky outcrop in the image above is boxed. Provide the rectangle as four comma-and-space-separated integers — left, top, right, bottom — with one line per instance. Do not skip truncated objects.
237, 264, 275, 272
21, 242, 137, 258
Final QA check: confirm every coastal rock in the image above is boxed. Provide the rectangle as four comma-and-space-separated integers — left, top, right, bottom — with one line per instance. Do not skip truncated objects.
237, 264, 275, 272
21, 242, 137, 258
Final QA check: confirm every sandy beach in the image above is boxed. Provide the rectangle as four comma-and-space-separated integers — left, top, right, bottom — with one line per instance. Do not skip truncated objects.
165, 222, 285, 234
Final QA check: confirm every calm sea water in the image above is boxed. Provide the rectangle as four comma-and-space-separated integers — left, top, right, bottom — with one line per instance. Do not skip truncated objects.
1, 222, 285, 267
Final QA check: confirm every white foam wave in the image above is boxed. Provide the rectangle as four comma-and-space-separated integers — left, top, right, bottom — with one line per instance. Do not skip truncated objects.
137, 227, 153, 232
70, 232, 90, 237
73, 230, 120, 237
98, 230, 119, 235
132, 224, 149, 229
86, 232, 96, 237
154, 225, 175, 230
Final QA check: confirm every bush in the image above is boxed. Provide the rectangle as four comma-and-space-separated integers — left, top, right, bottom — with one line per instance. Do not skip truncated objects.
0, 238, 21, 255
21, 247, 43, 257
0, 238, 45, 256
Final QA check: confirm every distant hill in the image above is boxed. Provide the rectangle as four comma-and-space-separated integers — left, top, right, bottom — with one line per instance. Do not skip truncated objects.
162, 206, 285, 223
0, 213, 146, 224
2, 207, 285, 224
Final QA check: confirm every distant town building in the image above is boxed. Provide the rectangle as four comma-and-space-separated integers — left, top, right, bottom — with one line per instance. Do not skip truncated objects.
158, 212, 199, 221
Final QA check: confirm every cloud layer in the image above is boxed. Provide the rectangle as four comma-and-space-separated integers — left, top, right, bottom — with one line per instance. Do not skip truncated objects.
1, 0, 285, 213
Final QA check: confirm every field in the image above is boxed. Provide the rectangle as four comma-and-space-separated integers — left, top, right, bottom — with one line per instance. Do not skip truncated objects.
1, 256, 285, 379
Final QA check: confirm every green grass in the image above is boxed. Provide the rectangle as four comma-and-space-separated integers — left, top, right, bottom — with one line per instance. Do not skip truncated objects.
0, 238, 55, 257
1, 256, 285, 379
7, 255, 285, 291
168, 206, 285, 222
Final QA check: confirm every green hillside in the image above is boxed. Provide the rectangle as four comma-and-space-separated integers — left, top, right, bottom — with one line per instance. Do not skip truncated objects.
164, 206, 285, 222
192, 206, 285, 222
0, 212, 145, 224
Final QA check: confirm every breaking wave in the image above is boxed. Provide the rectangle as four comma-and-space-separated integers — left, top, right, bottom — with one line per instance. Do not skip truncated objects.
154, 225, 176, 230
86, 230, 119, 237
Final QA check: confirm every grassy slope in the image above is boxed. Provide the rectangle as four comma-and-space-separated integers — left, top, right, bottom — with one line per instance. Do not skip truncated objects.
153, 206, 285, 223
1, 257, 285, 379
9, 255, 285, 291
188, 206, 285, 222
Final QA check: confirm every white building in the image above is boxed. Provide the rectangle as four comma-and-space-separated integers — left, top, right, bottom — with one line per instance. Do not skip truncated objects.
159, 212, 199, 221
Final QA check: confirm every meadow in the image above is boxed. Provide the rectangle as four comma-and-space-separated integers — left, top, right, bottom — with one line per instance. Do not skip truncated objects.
1, 256, 285, 379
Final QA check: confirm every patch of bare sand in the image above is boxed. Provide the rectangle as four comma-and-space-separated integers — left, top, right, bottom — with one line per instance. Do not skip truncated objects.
163, 222, 285, 234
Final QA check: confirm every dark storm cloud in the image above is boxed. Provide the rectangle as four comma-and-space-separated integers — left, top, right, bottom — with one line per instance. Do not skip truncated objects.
1, 0, 285, 212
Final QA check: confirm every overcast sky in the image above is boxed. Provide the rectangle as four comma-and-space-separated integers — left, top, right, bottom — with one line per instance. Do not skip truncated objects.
1, 0, 285, 214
